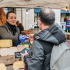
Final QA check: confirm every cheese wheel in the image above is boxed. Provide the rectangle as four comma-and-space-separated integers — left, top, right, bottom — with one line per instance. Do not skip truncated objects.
17, 45, 29, 52
0, 63, 7, 70
0, 47, 18, 56
0, 39, 12, 47
13, 61, 25, 69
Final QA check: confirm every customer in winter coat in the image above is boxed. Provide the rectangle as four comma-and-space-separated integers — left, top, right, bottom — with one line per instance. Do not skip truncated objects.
21, 8, 66, 70
16, 20, 24, 34
0, 11, 20, 46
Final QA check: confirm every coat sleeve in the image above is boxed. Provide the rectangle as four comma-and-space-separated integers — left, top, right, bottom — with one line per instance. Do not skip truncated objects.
0, 27, 19, 42
24, 40, 44, 70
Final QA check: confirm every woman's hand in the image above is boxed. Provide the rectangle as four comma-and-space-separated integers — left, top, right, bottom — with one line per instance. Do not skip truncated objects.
28, 34, 34, 41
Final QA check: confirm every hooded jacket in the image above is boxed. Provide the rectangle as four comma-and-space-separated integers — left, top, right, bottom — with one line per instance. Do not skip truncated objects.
24, 23, 66, 70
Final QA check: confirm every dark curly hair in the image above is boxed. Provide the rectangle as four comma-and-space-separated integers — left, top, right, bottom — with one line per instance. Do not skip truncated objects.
6, 11, 15, 19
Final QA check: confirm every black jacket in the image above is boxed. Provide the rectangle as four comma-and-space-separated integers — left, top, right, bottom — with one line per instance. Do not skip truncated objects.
24, 23, 66, 70
17, 23, 24, 34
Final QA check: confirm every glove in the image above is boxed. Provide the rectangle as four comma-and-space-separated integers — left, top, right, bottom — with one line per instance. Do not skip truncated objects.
19, 35, 28, 42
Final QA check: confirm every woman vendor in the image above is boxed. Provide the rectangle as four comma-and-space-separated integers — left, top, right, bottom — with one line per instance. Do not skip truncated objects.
0, 11, 20, 46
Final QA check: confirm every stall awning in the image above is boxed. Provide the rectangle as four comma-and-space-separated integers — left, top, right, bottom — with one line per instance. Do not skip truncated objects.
61, 10, 70, 13
34, 8, 41, 13
0, 0, 70, 10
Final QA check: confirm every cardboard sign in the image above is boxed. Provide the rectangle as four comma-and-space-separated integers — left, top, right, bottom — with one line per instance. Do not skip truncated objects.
15, 52, 21, 58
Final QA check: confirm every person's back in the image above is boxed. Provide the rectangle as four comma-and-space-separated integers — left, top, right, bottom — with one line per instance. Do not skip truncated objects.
21, 8, 66, 70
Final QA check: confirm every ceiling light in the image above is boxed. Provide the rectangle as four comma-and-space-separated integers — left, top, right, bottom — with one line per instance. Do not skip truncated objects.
65, 7, 67, 11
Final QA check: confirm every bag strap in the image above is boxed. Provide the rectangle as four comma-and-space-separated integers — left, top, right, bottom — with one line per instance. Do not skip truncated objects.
36, 39, 53, 55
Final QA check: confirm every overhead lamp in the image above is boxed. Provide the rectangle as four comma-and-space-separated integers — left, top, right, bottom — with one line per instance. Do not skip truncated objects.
26, 8, 28, 14
65, 7, 67, 11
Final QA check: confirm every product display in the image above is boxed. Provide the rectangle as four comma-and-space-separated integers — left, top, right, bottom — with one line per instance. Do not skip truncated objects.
21, 29, 31, 35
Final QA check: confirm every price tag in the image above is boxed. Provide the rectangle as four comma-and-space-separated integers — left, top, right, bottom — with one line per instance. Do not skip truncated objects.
15, 52, 21, 58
